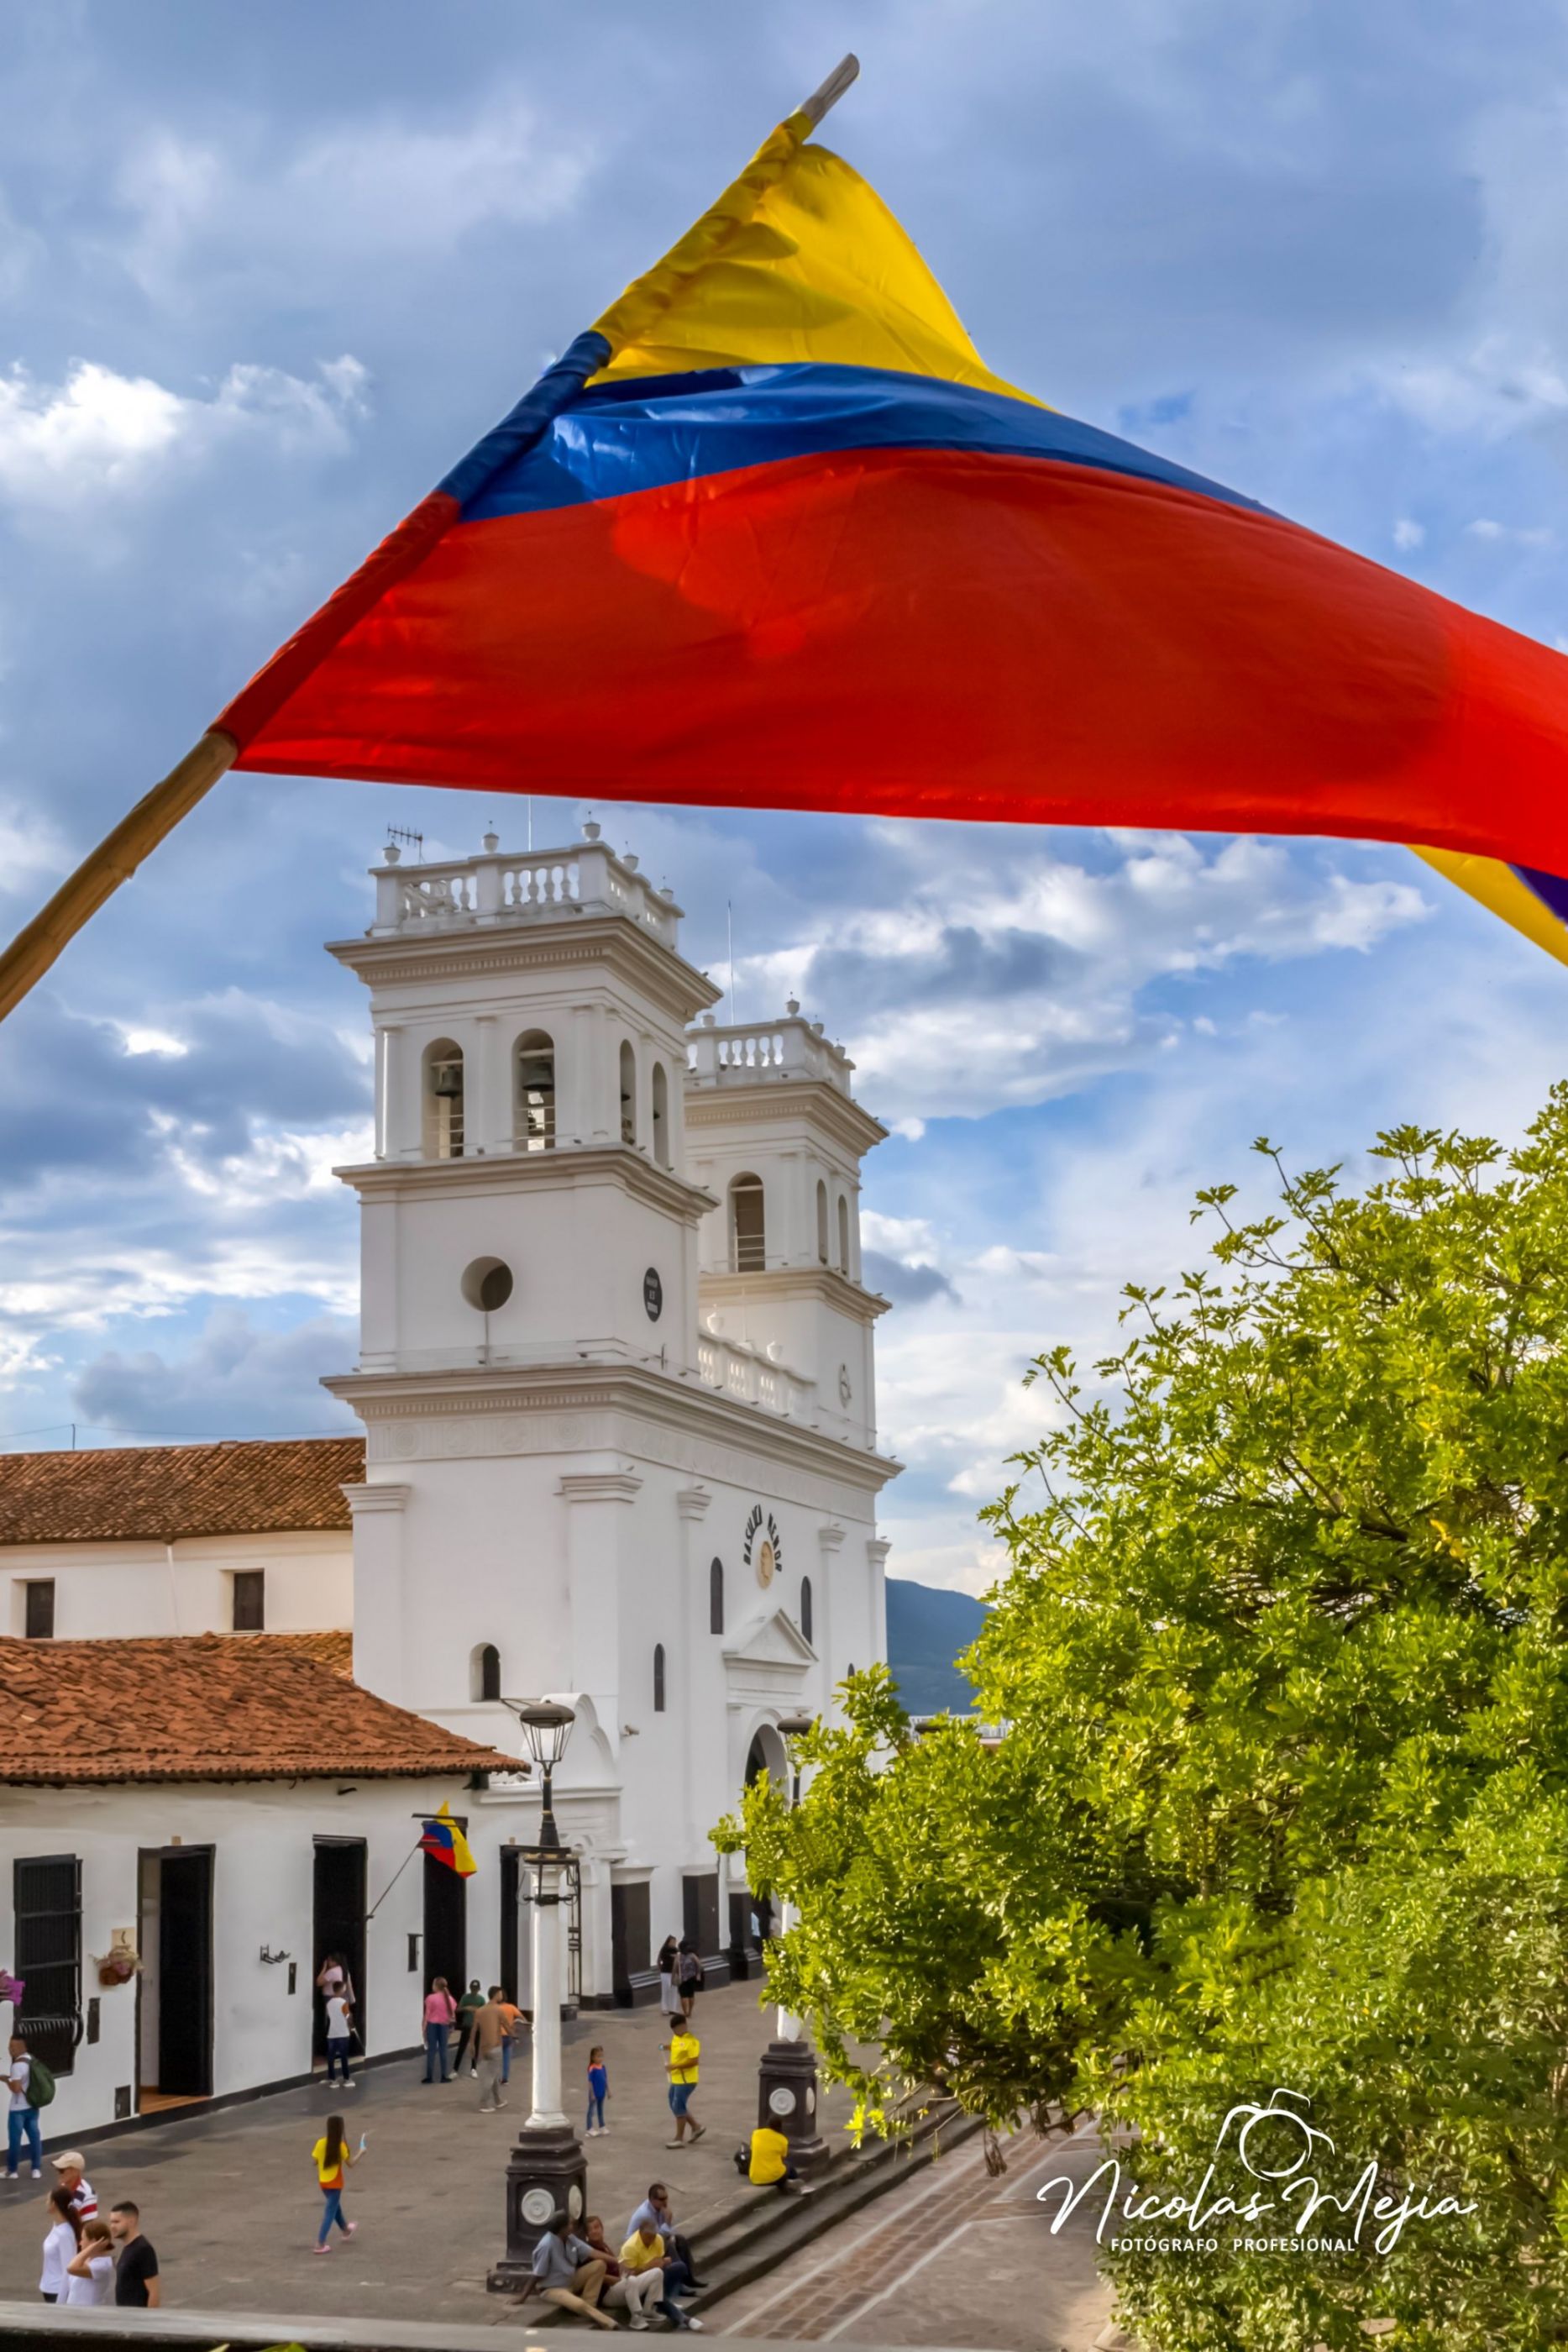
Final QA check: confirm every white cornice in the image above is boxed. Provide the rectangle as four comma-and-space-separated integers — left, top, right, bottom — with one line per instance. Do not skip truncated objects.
333, 1143, 716, 1226
326, 914, 722, 1027
321, 1357, 900, 1500
700, 1268, 890, 1326
684, 1079, 886, 1157
558, 1471, 642, 1505
342, 1482, 411, 1515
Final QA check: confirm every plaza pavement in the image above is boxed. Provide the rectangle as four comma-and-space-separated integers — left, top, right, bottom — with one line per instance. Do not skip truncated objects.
0, 1981, 831, 2328
716, 2123, 1121, 2351
0, 1985, 1123, 2345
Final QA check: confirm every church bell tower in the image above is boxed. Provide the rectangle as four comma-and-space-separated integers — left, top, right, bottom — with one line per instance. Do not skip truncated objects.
322, 822, 721, 1719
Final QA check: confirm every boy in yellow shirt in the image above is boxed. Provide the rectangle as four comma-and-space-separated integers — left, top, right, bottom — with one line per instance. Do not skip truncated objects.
663, 2027, 705, 2147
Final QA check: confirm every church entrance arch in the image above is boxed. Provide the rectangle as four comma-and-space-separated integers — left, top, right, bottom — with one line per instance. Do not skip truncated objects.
733, 1720, 788, 1972
745, 1722, 788, 1788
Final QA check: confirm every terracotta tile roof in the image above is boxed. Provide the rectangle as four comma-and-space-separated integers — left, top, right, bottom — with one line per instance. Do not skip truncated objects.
0, 1436, 366, 1545
266, 1629, 354, 1677
0, 1633, 518, 1785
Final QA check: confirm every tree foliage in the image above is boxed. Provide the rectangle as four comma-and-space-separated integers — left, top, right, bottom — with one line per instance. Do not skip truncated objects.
721, 1095, 1568, 2349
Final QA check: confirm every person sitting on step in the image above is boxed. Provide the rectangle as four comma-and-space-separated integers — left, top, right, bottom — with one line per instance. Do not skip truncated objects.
735, 2124, 800, 2191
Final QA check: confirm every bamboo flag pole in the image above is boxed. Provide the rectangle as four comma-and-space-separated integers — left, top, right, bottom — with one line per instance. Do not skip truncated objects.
0, 729, 237, 1023
0, 55, 859, 1031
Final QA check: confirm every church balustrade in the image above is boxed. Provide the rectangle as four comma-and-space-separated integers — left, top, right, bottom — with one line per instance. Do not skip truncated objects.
686, 1007, 855, 1095
370, 832, 681, 948
695, 1330, 815, 1421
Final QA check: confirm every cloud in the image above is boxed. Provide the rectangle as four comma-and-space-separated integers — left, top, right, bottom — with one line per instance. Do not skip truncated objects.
863, 1251, 959, 1308
71, 1305, 359, 1438
1369, 340, 1568, 439
0, 354, 369, 508
1465, 515, 1554, 546
1393, 517, 1425, 549
115, 98, 594, 304
749, 829, 1429, 1126
0, 796, 67, 898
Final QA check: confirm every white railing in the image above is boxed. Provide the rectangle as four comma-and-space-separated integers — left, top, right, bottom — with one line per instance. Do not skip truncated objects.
687, 1013, 854, 1095
369, 828, 681, 948
695, 1331, 815, 1420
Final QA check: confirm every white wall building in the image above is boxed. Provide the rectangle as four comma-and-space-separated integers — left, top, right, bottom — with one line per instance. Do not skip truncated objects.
0, 822, 899, 2136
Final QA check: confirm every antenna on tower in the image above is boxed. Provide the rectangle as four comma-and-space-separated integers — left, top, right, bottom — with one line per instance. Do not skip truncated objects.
386, 824, 424, 861
727, 900, 741, 1026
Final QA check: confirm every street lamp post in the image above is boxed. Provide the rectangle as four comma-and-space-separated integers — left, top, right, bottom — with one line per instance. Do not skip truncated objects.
489, 1699, 586, 2292
755, 1712, 828, 2173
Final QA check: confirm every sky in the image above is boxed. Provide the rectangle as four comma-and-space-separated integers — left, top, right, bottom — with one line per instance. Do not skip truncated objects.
4, 0, 1568, 1593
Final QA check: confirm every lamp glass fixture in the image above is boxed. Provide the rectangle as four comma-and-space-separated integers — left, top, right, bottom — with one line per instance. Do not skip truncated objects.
503, 1697, 575, 1769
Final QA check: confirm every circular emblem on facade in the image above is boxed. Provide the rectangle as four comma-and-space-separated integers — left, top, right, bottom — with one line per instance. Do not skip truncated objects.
806, 2085, 816, 2114
744, 1504, 784, 1588
768, 2086, 795, 2118
644, 1267, 663, 1321
522, 2187, 555, 2226
837, 1363, 852, 1407
567, 2182, 585, 2220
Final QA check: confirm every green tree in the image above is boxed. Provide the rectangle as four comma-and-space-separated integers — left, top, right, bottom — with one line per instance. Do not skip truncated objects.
723, 1092, 1568, 2349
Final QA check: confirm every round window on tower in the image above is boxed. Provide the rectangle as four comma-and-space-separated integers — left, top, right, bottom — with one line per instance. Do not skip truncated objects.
460, 1256, 514, 1313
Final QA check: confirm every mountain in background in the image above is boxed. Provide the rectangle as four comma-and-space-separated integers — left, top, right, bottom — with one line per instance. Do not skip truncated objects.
884, 1576, 989, 1715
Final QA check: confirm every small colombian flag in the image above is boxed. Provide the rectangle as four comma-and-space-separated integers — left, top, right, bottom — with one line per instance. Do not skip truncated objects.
420, 1802, 477, 1878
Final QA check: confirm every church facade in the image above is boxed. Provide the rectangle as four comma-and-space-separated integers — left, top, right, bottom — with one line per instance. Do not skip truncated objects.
0, 822, 899, 2137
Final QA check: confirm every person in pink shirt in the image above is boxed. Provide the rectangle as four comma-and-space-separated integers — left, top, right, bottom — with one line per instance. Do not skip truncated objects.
422, 1977, 457, 2083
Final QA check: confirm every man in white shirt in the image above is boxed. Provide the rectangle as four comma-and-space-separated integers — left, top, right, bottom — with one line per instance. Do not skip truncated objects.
324, 1992, 354, 2087
6, 2035, 40, 2181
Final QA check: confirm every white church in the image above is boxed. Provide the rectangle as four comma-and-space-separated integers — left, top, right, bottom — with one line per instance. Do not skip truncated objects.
0, 822, 899, 2141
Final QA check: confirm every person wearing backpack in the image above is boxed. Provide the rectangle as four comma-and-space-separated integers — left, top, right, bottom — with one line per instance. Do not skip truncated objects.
7, 2032, 50, 2180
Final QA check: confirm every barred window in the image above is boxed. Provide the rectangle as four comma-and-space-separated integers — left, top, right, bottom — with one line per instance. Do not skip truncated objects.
13, 1855, 81, 2077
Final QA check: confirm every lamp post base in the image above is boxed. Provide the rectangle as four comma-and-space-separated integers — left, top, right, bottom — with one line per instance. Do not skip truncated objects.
488, 2120, 589, 2291
758, 2035, 830, 2172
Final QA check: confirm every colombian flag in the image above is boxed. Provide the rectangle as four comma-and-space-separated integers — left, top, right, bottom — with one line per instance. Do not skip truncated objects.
420, 1802, 477, 1878
215, 90, 1568, 968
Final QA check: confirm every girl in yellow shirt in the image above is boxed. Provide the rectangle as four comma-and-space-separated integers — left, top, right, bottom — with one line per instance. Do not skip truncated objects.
311, 2114, 362, 2252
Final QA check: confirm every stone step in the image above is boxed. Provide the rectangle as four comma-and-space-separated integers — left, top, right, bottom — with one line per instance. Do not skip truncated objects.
520, 2098, 985, 2327
689, 2103, 986, 2313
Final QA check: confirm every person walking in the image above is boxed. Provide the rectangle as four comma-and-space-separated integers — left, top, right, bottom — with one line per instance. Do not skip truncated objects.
496, 1988, 522, 2088
63, 2218, 114, 2306
47, 2151, 96, 2223
663, 2021, 705, 2148
323, 1987, 355, 2087
585, 2045, 610, 2136
311, 2112, 361, 2253
618, 2218, 704, 2331
6, 2032, 41, 2180
657, 1936, 681, 2022
108, 2202, 160, 2308
676, 1940, 704, 2020
474, 1987, 510, 2112
527, 2209, 616, 2328
454, 1978, 485, 2077
422, 1977, 457, 2082
39, 2185, 77, 2302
